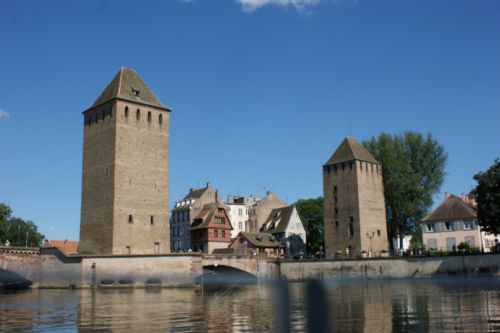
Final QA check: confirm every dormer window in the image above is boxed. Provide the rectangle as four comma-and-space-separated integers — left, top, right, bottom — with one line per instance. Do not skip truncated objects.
132, 88, 141, 97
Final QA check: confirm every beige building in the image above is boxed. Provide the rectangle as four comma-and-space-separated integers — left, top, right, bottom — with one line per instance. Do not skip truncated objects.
171, 182, 220, 252
323, 137, 388, 258
79, 68, 171, 255
421, 193, 497, 252
248, 191, 286, 233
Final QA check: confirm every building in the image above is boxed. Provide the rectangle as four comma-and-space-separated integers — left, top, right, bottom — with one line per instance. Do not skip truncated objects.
229, 232, 283, 257
79, 67, 171, 255
248, 191, 286, 233
171, 182, 219, 252
190, 202, 233, 253
323, 137, 389, 258
43, 240, 80, 254
226, 195, 261, 239
260, 205, 307, 258
421, 193, 497, 252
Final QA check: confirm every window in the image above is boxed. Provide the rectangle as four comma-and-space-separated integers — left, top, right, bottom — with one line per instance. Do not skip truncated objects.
334, 165, 337, 172
125, 106, 129, 117
128, 215, 133, 224
377, 229, 381, 236
95, 111, 99, 123
159, 114, 163, 125
150, 216, 154, 225
334, 196, 338, 204
126, 246, 131, 254
154, 242, 160, 254
109, 108, 112, 118
333, 186, 337, 193
349, 216, 354, 223
215, 217, 224, 224
465, 236, 475, 247
349, 162, 353, 169
101, 110, 104, 120
222, 230, 226, 238
132, 88, 140, 96
88, 116, 92, 126
136, 109, 140, 120
148, 111, 152, 123
428, 238, 437, 250
464, 220, 474, 230
214, 229, 218, 238
335, 221, 339, 227
238, 208, 242, 216
348, 223, 354, 238
446, 237, 456, 250
426, 223, 435, 232
445, 221, 453, 231
239, 222, 243, 230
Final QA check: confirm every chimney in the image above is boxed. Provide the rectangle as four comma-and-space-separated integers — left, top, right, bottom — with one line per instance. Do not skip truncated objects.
206, 182, 211, 188
444, 192, 448, 199
266, 191, 271, 196
227, 195, 233, 204
215, 190, 219, 203
189, 188, 194, 193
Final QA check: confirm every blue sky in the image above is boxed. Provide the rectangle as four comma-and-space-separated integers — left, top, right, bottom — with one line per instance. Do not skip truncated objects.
1, 0, 499, 241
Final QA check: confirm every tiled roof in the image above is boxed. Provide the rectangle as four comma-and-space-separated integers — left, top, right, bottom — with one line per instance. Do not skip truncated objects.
44, 240, 80, 253
190, 202, 231, 230
421, 195, 477, 222
234, 232, 283, 248
183, 187, 209, 200
324, 136, 379, 166
260, 205, 295, 234
88, 67, 170, 111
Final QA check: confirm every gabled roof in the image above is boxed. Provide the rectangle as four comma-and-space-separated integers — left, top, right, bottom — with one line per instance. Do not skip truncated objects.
231, 232, 283, 248
184, 187, 209, 200
260, 205, 295, 234
87, 67, 170, 111
190, 202, 232, 230
421, 195, 477, 223
324, 136, 379, 166
43, 240, 79, 253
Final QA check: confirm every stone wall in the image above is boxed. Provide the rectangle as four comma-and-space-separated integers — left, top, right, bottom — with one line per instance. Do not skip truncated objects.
280, 254, 500, 281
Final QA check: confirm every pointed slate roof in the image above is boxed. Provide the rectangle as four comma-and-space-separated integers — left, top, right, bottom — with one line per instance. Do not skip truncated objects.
324, 136, 379, 166
87, 67, 170, 111
421, 195, 477, 223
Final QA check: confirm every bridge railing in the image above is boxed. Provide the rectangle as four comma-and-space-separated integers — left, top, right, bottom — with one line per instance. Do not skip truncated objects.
0, 246, 40, 255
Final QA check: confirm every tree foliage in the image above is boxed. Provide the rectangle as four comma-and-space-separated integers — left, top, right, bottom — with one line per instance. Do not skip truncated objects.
0, 202, 45, 247
473, 159, 500, 235
363, 131, 447, 249
294, 197, 324, 254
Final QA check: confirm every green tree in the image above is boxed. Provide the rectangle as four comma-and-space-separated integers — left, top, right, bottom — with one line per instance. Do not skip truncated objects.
364, 131, 447, 251
294, 197, 324, 255
0, 202, 45, 247
473, 159, 500, 235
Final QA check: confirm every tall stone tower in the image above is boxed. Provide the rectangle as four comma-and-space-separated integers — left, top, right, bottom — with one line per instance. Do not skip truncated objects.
323, 137, 388, 258
79, 68, 171, 255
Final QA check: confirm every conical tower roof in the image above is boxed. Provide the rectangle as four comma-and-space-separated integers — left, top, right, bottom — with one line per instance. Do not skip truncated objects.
324, 137, 379, 166
86, 67, 170, 111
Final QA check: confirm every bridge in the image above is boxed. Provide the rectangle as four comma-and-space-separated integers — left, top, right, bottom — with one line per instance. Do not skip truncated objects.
0, 247, 277, 288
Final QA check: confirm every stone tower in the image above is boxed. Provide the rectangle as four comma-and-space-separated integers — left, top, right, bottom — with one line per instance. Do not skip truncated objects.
323, 137, 388, 258
79, 68, 171, 255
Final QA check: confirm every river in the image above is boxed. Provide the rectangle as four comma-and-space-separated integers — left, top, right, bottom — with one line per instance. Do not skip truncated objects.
1, 278, 499, 332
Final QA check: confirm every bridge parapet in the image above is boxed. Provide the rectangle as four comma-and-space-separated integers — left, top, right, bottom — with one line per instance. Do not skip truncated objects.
0, 246, 40, 255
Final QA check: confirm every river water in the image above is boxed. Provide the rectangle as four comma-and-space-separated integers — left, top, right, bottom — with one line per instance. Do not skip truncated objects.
1, 278, 500, 332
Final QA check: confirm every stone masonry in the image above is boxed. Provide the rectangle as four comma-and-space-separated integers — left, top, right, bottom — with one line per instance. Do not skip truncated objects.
79, 68, 171, 255
323, 137, 388, 258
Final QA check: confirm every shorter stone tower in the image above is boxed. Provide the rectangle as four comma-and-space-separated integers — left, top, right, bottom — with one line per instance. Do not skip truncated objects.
323, 137, 388, 258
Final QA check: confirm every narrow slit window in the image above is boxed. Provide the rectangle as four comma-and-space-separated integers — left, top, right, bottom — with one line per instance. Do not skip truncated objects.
136, 109, 140, 120
150, 216, 154, 225
128, 215, 133, 224
125, 106, 129, 118
159, 114, 163, 125
148, 112, 152, 123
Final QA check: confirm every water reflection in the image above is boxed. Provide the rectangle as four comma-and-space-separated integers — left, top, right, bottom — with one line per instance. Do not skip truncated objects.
1, 279, 500, 332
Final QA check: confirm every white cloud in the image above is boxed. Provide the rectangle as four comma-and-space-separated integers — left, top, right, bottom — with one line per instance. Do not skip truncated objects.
0, 109, 9, 121
236, 0, 322, 12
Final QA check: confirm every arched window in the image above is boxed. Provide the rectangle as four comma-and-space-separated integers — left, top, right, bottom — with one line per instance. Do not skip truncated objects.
147, 111, 152, 123
159, 114, 163, 125
124, 106, 129, 118
136, 109, 140, 120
